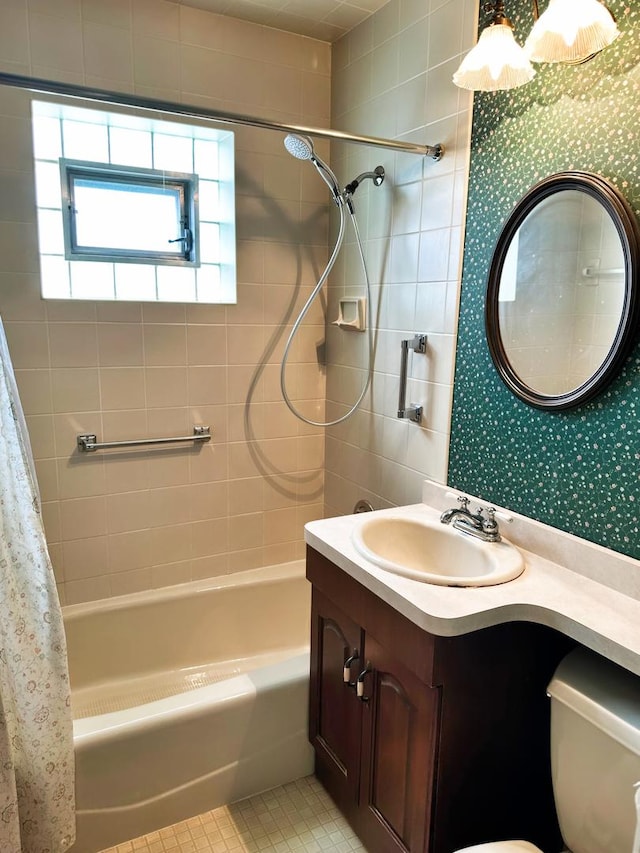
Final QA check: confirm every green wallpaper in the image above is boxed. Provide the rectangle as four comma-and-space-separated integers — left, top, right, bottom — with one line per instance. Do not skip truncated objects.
449, 0, 640, 558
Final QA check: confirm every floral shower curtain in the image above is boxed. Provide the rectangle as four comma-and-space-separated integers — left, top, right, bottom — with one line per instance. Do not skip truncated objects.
0, 317, 75, 852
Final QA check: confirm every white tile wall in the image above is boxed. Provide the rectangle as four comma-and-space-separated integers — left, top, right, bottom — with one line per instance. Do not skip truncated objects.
324, 0, 475, 517
0, 0, 331, 604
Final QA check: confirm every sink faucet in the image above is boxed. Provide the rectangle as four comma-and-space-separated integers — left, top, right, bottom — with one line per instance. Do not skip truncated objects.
440, 496, 501, 543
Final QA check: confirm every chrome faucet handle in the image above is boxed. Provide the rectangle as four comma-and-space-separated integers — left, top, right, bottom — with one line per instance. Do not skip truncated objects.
457, 495, 470, 510
482, 507, 500, 537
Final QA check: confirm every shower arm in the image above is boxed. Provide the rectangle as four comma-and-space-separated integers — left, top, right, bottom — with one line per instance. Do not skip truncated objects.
0, 72, 444, 160
344, 166, 386, 195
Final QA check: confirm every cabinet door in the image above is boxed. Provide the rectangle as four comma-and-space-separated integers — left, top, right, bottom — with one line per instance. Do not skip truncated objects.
309, 589, 363, 811
358, 633, 440, 853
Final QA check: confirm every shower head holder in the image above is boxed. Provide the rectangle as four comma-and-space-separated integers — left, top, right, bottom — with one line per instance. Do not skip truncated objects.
344, 166, 385, 196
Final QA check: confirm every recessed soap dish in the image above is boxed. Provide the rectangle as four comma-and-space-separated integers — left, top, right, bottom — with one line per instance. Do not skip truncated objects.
333, 297, 366, 331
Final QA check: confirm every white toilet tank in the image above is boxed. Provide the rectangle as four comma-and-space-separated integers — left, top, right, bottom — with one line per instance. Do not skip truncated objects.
548, 647, 640, 853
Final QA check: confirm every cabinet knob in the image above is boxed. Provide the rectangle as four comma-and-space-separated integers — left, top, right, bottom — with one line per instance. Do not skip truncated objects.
343, 650, 360, 685
356, 663, 372, 702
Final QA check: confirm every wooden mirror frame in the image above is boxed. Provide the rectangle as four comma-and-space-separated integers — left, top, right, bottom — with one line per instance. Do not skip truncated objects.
485, 171, 640, 410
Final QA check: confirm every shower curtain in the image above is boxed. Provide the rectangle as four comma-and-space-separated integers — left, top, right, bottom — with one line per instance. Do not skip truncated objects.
0, 318, 75, 852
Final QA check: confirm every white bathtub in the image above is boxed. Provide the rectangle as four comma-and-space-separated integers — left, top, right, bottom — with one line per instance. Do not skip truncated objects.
63, 561, 314, 853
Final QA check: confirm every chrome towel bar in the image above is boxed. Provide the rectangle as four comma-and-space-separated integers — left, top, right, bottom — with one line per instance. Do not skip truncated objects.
77, 425, 211, 453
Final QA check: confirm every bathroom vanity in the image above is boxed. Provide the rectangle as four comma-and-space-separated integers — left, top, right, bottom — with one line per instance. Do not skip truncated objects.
305, 481, 640, 853
308, 547, 570, 853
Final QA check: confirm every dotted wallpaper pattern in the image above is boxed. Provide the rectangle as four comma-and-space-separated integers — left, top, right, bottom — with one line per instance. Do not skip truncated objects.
449, 0, 640, 558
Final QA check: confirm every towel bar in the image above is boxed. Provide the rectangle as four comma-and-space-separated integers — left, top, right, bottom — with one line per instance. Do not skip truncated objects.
77, 425, 211, 453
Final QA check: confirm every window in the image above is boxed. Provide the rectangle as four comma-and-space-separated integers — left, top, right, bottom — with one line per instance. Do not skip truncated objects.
31, 100, 236, 304
61, 160, 198, 265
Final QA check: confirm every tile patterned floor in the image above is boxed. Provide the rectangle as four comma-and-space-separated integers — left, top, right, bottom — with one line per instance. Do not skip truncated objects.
101, 776, 368, 853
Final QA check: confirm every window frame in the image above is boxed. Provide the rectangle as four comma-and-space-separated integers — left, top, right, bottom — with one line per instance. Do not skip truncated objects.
60, 158, 200, 267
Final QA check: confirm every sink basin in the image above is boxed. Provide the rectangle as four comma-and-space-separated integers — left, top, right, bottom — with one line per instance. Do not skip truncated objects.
351, 515, 524, 587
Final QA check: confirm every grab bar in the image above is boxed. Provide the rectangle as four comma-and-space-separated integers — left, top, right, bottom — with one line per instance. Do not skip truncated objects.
397, 334, 427, 423
582, 266, 624, 277
77, 425, 211, 453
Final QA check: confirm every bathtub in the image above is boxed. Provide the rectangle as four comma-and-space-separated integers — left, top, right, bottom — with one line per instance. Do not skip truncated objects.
63, 561, 314, 853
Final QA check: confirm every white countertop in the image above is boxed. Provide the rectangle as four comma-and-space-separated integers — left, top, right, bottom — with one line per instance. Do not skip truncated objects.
304, 481, 640, 679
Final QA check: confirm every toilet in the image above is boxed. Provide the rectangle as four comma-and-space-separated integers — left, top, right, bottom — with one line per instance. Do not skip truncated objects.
455, 646, 640, 853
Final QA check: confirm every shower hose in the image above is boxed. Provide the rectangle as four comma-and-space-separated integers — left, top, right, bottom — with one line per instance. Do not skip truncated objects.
280, 200, 374, 428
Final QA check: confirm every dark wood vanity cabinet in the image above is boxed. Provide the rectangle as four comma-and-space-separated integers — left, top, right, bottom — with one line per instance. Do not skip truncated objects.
357, 631, 439, 853
310, 588, 363, 811
311, 585, 438, 853
307, 546, 572, 853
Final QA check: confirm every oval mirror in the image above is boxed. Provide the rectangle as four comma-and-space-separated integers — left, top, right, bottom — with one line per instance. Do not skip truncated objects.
485, 172, 640, 410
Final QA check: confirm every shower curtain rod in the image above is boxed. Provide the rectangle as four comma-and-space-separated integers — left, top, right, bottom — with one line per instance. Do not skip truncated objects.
0, 72, 444, 161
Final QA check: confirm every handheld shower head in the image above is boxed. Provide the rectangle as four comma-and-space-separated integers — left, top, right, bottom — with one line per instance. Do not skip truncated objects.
284, 133, 314, 161
283, 133, 342, 202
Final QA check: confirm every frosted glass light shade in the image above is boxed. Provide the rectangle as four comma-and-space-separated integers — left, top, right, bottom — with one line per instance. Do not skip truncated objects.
453, 23, 536, 91
525, 0, 620, 63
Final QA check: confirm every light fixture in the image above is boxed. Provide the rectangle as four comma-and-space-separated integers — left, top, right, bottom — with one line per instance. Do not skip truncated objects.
524, 0, 620, 63
453, 6, 535, 91
453, 0, 620, 92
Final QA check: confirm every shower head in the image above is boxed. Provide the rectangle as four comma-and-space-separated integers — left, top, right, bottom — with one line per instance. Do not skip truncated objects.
283, 133, 342, 202
284, 133, 314, 161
